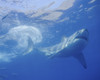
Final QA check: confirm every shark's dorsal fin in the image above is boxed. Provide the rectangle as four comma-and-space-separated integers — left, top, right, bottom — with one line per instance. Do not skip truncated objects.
73, 53, 87, 69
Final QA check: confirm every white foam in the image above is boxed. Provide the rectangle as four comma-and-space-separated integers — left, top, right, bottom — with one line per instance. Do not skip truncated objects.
0, 25, 42, 62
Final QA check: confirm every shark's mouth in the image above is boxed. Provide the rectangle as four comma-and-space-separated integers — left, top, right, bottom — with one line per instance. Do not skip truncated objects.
76, 36, 88, 41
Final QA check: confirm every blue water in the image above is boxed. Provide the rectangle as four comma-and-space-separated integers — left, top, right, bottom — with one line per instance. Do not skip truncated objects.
0, 0, 100, 80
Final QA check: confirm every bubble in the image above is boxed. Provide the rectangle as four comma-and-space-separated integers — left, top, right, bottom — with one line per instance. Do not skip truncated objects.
0, 25, 42, 62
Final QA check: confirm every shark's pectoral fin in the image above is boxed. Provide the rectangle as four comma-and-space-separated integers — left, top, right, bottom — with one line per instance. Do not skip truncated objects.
73, 53, 87, 69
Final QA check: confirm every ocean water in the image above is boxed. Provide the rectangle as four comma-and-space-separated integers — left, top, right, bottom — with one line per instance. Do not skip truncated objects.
0, 0, 100, 80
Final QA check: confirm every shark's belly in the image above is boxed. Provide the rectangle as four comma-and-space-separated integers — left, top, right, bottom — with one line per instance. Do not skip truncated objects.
57, 47, 80, 57
56, 48, 72, 57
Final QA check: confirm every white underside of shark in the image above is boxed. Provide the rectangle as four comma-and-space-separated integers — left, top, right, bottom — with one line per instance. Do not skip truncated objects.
39, 29, 89, 69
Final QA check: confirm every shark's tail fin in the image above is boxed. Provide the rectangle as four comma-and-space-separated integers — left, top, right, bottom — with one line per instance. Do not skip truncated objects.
73, 53, 87, 69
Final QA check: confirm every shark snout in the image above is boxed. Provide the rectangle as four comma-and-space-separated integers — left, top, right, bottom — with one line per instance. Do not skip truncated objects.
75, 29, 89, 41
81, 29, 88, 33
80, 29, 89, 38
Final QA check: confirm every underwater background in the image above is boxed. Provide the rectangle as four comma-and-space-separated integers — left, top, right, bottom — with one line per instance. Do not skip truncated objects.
0, 0, 100, 80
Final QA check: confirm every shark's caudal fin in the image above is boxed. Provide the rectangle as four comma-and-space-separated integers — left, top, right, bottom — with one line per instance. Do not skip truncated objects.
73, 53, 87, 69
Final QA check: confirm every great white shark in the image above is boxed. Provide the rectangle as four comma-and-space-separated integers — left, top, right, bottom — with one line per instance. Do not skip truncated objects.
39, 29, 89, 69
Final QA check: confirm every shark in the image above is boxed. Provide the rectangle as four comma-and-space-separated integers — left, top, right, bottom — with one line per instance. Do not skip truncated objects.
39, 29, 89, 69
